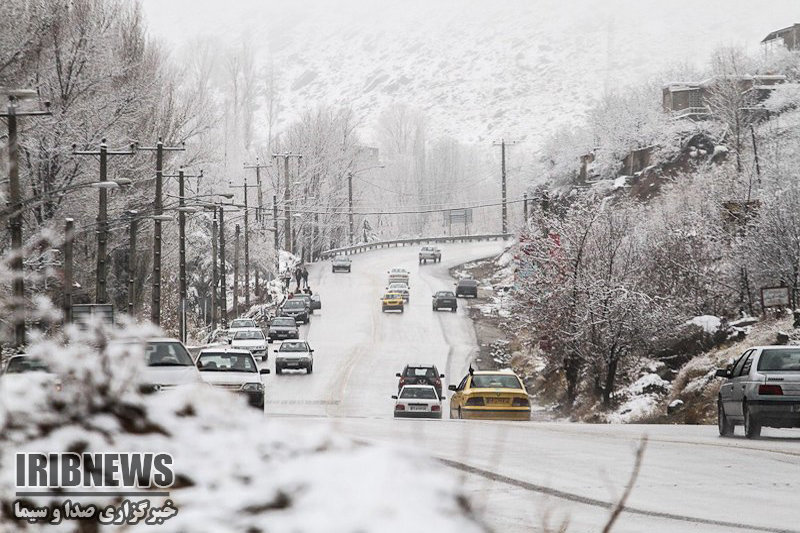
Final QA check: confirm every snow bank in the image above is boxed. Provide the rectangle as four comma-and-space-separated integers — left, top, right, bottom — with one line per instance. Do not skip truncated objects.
685, 315, 721, 334
0, 325, 489, 533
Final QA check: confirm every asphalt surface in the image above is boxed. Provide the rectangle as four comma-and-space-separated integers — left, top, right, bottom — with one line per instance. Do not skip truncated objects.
262, 241, 800, 533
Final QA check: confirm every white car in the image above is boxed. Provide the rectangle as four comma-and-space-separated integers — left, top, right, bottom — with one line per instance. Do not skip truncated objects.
228, 317, 259, 336
392, 385, 442, 419
196, 348, 270, 410
387, 268, 410, 287
230, 328, 269, 362
386, 282, 410, 302
127, 338, 203, 393
0, 355, 61, 398
274, 340, 314, 374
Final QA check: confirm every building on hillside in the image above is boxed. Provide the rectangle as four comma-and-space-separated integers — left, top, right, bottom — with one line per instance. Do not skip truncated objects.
662, 75, 786, 120
762, 24, 800, 51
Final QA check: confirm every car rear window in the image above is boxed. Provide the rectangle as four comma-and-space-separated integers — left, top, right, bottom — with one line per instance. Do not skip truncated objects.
5, 357, 49, 374
459, 280, 478, 287
758, 349, 800, 372
230, 319, 255, 328
471, 374, 522, 389
404, 367, 436, 378
283, 300, 305, 309
400, 387, 438, 399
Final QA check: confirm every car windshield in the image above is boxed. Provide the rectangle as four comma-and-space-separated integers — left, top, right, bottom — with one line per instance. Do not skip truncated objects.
400, 387, 438, 399
272, 318, 296, 327
436, 291, 455, 297
385, 293, 402, 299
389, 284, 407, 290
279, 342, 310, 352
758, 349, 800, 372
234, 330, 264, 340
284, 300, 305, 309
5, 357, 49, 374
404, 367, 436, 378
197, 352, 256, 372
146, 341, 194, 366
230, 319, 255, 329
471, 374, 522, 389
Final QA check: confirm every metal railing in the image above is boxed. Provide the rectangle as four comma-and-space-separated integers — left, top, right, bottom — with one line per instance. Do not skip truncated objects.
320, 233, 513, 259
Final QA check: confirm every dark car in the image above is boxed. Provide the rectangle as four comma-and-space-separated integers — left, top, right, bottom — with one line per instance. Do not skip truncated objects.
332, 256, 352, 273
396, 364, 445, 398
294, 293, 321, 312
279, 299, 310, 324
432, 290, 457, 312
267, 316, 300, 341
455, 279, 479, 298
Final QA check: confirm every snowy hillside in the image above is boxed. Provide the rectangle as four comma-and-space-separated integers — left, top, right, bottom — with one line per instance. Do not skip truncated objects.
142, 0, 799, 143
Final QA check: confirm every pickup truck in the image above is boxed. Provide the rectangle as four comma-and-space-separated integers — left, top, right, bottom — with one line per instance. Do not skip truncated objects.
419, 246, 441, 264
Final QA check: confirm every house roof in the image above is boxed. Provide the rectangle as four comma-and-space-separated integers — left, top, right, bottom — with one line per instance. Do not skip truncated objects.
762, 23, 800, 43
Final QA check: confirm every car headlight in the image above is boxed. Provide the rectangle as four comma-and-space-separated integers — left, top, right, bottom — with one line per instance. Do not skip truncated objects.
241, 382, 264, 392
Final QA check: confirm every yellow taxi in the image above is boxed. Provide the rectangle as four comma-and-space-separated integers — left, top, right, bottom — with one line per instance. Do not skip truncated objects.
381, 292, 405, 313
448, 369, 531, 420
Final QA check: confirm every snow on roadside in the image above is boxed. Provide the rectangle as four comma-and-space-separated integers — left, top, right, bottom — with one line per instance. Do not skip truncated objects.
606, 373, 671, 424
0, 325, 489, 533
685, 315, 721, 335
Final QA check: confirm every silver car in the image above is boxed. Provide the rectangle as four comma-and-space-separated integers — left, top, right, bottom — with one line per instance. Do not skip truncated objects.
274, 340, 314, 375
716, 345, 800, 438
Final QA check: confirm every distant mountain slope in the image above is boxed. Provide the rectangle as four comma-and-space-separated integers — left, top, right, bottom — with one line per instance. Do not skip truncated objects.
143, 0, 798, 144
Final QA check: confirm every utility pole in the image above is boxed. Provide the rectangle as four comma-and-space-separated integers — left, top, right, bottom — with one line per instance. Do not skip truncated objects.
272, 152, 302, 253
348, 171, 354, 246
138, 138, 185, 326
126, 212, 138, 316
230, 177, 258, 307
165, 168, 202, 342
63, 218, 74, 323
233, 224, 240, 315
243, 157, 268, 223
211, 208, 218, 330
72, 139, 136, 304
218, 205, 228, 327
493, 139, 518, 234
523, 193, 528, 223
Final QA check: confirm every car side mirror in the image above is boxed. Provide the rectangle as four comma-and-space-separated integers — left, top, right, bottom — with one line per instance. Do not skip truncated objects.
395, 372, 402, 377
391, 395, 398, 400
440, 374, 445, 378
267, 338, 273, 344
715, 368, 732, 379
448, 385, 457, 391
227, 338, 232, 344
310, 349, 314, 353
260, 368, 271, 375
273, 349, 279, 353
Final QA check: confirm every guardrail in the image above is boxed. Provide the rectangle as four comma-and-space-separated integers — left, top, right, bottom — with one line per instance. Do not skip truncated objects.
320, 233, 513, 259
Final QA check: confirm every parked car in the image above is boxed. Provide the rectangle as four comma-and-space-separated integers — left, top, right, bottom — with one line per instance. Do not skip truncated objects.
228, 317, 258, 335
279, 298, 311, 324
396, 364, 445, 398
716, 345, 800, 438
448, 369, 531, 420
230, 328, 270, 362
294, 292, 321, 312
387, 268, 410, 287
455, 278, 479, 298
274, 340, 314, 374
332, 256, 352, 273
432, 290, 457, 312
381, 292, 405, 313
196, 348, 269, 409
386, 282, 410, 302
392, 385, 442, 418
126, 337, 204, 393
0, 354, 60, 396
267, 317, 299, 341
418, 246, 441, 264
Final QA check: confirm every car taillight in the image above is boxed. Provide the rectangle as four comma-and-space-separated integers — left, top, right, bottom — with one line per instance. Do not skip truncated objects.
431, 405, 441, 411
512, 397, 530, 407
759, 384, 783, 396
465, 397, 485, 406
395, 404, 405, 411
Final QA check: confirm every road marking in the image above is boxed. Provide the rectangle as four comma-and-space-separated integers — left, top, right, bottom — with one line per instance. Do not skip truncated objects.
438, 457, 800, 533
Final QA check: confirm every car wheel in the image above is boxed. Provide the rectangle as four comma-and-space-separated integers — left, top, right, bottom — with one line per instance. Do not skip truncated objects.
744, 403, 761, 439
307, 364, 313, 374
432, 305, 436, 311
276, 365, 282, 375
458, 407, 463, 419
451, 307, 457, 312
262, 355, 268, 363
400, 307, 404, 313
717, 399, 734, 437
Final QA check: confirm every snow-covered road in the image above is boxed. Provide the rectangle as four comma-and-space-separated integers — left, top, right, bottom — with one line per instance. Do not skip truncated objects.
263, 242, 800, 533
